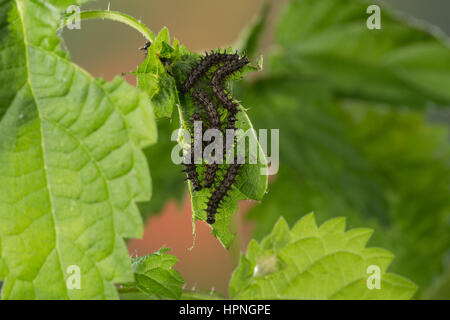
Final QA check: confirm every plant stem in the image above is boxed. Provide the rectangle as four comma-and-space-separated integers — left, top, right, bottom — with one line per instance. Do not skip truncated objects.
117, 286, 141, 295
61, 10, 155, 42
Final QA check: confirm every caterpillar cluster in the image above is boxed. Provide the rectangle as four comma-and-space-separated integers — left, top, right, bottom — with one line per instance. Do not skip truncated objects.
181, 50, 249, 224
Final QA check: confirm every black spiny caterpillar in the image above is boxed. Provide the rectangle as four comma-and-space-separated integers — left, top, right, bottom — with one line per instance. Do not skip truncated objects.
183, 113, 203, 192
181, 51, 240, 94
206, 163, 241, 224
191, 90, 223, 188
211, 57, 250, 124
182, 147, 202, 192
191, 90, 221, 130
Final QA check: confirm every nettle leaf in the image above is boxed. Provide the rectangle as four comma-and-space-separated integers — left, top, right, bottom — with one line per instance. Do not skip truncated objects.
0, 0, 156, 299
341, 105, 450, 292
134, 27, 179, 119
236, 0, 450, 295
245, 167, 367, 241
237, 78, 389, 225
235, 2, 270, 59
135, 31, 268, 248
240, 76, 450, 295
230, 213, 417, 299
128, 248, 184, 300
272, 0, 450, 107
424, 261, 450, 300
134, 30, 188, 220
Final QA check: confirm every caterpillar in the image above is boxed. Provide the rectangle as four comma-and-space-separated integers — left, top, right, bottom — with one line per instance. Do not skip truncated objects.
204, 163, 218, 189
191, 90, 221, 130
211, 56, 250, 119
191, 91, 221, 188
206, 163, 241, 224
181, 51, 240, 93
183, 113, 203, 192
183, 149, 202, 192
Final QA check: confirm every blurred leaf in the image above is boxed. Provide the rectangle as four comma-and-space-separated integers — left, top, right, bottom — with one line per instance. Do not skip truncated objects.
341, 105, 450, 290
0, 0, 156, 299
243, 93, 450, 296
230, 213, 417, 299
238, 78, 389, 223
424, 260, 450, 300
246, 166, 367, 240
271, 0, 450, 107
235, 0, 450, 298
126, 248, 184, 300
235, 2, 270, 59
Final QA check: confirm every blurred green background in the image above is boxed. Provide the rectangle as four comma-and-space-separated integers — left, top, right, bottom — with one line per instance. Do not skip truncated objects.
62, 0, 450, 298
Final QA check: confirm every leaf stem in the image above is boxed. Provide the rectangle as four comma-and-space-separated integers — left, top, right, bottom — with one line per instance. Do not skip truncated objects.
61, 10, 155, 42
117, 286, 141, 295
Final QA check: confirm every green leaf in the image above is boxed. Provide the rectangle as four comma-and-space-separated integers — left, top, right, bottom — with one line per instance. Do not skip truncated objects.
237, 78, 389, 224
341, 105, 450, 291
235, 2, 270, 59
0, 0, 156, 299
242, 82, 450, 295
236, 0, 450, 296
132, 30, 187, 219
128, 248, 184, 300
134, 28, 179, 119
181, 290, 225, 300
424, 261, 450, 300
133, 30, 190, 220
230, 213, 417, 299
272, 0, 450, 107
